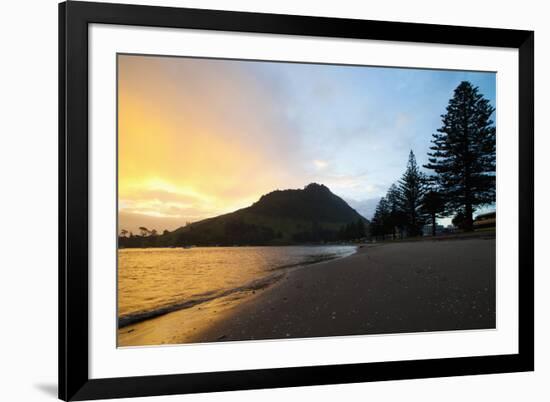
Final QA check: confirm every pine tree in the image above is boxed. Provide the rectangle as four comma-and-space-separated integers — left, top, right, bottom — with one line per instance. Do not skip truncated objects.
424, 81, 496, 231
356, 219, 366, 238
397, 151, 427, 237
421, 188, 446, 236
385, 183, 405, 239
370, 197, 390, 240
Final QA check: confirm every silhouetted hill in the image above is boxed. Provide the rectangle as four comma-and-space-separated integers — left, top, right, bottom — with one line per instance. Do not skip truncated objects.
249, 183, 363, 223
119, 183, 368, 247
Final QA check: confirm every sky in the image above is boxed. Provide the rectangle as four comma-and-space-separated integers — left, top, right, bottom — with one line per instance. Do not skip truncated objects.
118, 54, 496, 234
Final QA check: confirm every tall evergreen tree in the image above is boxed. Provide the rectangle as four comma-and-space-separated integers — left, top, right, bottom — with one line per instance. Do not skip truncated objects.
421, 188, 446, 236
356, 219, 366, 239
424, 81, 496, 231
370, 197, 390, 240
397, 150, 427, 237
385, 183, 405, 239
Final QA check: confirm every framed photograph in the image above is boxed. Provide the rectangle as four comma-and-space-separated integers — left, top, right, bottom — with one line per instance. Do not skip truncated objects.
59, 1, 534, 400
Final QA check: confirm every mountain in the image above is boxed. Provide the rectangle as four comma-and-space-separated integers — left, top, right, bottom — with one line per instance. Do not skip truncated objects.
248, 183, 364, 223
119, 183, 368, 247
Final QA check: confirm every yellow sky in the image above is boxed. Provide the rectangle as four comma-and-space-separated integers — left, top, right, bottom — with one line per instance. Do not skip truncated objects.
118, 54, 497, 234
118, 55, 304, 233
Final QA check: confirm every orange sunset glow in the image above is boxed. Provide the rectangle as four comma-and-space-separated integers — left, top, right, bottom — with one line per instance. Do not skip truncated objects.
118, 55, 306, 233
118, 54, 496, 234
117, 53, 497, 348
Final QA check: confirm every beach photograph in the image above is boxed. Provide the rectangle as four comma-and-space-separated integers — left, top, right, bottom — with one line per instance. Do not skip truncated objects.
117, 54, 496, 347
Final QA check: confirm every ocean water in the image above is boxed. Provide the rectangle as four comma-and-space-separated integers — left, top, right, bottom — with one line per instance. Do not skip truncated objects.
118, 245, 356, 327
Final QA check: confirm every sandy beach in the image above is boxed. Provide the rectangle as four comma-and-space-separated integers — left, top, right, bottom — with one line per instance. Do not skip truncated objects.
118, 237, 495, 346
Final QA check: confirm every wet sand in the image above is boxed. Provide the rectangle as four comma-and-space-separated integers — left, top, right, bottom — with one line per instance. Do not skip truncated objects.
118, 238, 495, 346
195, 237, 496, 342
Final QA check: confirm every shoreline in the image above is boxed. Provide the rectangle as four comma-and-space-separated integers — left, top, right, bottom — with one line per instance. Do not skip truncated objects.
118, 237, 495, 346
118, 244, 358, 329
193, 237, 495, 343
117, 245, 360, 346
118, 229, 495, 250
118, 242, 366, 250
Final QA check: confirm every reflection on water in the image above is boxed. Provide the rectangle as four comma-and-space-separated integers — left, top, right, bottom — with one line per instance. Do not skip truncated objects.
118, 245, 356, 327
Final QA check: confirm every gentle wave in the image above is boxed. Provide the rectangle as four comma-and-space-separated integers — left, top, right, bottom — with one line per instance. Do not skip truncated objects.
118, 246, 356, 328
118, 272, 285, 328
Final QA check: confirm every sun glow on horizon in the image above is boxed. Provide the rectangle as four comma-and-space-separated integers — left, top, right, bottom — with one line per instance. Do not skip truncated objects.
118, 54, 496, 234
117, 54, 303, 232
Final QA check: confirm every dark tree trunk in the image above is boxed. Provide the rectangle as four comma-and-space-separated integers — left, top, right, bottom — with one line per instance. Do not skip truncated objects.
431, 213, 436, 236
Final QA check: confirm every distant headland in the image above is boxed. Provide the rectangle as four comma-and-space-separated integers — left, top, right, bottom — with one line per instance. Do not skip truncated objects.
118, 183, 368, 248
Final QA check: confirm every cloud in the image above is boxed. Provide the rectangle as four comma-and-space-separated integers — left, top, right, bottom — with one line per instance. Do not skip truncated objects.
313, 159, 328, 170
118, 55, 309, 232
119, 211, 191, 234
118, 55, 496, 233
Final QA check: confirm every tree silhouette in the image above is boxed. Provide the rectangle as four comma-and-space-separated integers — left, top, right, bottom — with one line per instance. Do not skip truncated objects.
421, 188, 446, 236
425, 81, 496, 231
356, 219, 366, 238
370, 197, 390, 240
397, 151, 427, 237
385, 183, 406, 239
138, 226, 149, 237
452, 211, 467, 230
338, 219, 366, 241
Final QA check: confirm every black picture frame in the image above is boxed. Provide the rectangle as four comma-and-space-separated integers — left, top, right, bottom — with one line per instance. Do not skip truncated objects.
59, 1, 534, 400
